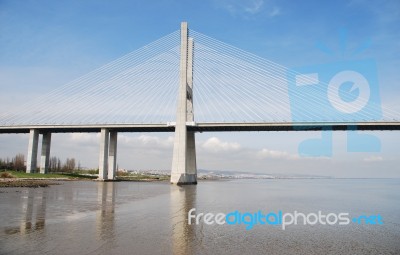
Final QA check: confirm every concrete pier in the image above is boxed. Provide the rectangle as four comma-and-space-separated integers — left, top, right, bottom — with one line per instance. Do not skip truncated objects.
98, 128, 109, 180
108, 131, 118, 180
170, 22, 197, 184
26, 129, 39, 173
97, 129, 117, 181
40, 132, 51, 174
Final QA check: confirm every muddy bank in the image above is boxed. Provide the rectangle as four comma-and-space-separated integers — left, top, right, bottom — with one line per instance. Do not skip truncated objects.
0, 179, 60, 188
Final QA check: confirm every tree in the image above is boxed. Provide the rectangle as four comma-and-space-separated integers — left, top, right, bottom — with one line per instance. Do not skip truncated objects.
49, 156, 60, 172
63, 158, 76, 172
57, 159, 62, 172
13, 154, 25, 171
1, 154, 80, 173
0, 154, 24, 171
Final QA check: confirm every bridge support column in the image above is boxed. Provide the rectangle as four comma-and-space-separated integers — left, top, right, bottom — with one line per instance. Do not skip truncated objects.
98, 129, 117, 181
26, 129, 39, 173
98, 128, 109, 180
108, 131, 118, 180
171, 22, 197, 185
186, 131, 197, 176
40, 132, 51, 174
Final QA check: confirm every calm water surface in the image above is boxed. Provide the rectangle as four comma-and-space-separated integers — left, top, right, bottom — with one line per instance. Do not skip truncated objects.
0, 179, 399, 255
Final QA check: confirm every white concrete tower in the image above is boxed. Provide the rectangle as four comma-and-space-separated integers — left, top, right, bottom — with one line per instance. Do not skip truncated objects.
170, 22, 197, 184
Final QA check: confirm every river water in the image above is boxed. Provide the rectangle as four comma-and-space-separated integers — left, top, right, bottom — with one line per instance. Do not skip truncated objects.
0, 179, 399, 255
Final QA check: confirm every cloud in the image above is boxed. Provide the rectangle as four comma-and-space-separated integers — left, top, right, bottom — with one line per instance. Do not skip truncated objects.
68, 133, 173, 149
136, 134, 174, 148
63, 133, 174, 150
70, 133, 99, 143
215, 0, 280, 18
363, 156, 384, 162
268, 6, 280, 17
256, 148, 299, 160
244, 0, 264, 14
201, 137, 241, 152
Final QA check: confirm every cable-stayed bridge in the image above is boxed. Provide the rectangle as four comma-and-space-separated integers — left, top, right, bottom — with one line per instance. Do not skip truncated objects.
1, 22, 399, 184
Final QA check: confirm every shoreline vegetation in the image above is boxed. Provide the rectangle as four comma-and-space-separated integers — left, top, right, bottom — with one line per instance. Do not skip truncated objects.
0, 170, 171, 188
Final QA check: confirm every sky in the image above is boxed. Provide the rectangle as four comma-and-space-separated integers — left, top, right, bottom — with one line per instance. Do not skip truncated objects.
0, 0, 399, 177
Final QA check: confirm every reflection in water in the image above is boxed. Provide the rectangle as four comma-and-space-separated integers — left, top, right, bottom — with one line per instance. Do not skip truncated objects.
35, 189, 46, 231
4, 188, 46, 235
1, 180, 399, 254
170, 185, 197, 255
96, 182, 116, 241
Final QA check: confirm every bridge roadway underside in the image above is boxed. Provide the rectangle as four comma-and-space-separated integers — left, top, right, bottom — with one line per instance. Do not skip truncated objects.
1, 122, 400, 134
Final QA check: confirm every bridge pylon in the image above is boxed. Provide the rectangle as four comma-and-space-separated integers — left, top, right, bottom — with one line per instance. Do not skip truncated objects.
97, 129, 118, 181
170, 22, 197, 185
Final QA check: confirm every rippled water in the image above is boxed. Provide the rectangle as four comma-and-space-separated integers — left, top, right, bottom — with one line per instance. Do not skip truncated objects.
0, 179, 399, 255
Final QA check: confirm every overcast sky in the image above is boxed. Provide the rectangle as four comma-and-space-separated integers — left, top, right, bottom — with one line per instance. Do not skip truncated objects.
0, 0, 399, 177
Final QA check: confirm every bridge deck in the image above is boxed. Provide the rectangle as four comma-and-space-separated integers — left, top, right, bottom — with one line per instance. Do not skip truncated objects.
0, 122, 399, 134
